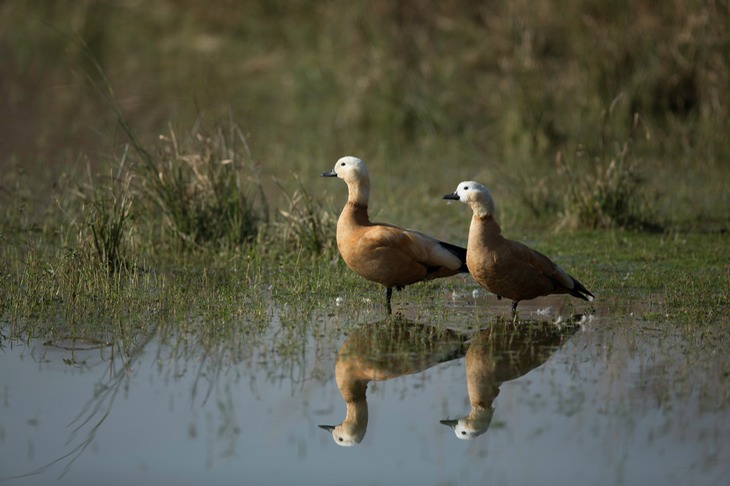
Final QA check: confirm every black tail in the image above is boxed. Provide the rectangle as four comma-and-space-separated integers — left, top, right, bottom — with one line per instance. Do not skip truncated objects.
439, 241, 469, 273
569, 277, 594, 301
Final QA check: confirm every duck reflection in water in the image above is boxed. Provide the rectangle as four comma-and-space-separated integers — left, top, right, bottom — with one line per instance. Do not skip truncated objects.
319, 315, 469, 446
441, 316, 582, 440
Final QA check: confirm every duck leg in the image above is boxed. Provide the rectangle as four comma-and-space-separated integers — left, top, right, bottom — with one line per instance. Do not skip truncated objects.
385, 287, 393, 314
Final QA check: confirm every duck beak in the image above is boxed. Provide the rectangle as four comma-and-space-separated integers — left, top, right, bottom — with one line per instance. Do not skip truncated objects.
321, 170, 337, 177
442, 192, 459, 200
318, 424, 336, 432
440, 419, 458, 429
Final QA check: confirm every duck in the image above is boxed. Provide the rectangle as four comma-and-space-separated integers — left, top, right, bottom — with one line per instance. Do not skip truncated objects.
441, 318, 581, 439
319, 316, 468, 446
443, 181, 594, 317
322, 156, 468, 311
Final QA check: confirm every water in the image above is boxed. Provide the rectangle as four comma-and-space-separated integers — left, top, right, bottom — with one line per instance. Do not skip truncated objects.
1, 297, 728, 485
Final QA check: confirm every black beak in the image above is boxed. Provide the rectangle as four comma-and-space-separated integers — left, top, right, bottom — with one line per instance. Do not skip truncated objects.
443, 192, 459, 200
321, 170, 337, 177
318, 424, 336, 432
440, 419, 458, 429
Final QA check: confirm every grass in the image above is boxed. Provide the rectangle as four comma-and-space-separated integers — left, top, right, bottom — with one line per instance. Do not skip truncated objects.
2, 2, 728, 211
274, 176, 338, 258
533, 230, 729, 329
0, 110, 728, 347
136, 122, 266, 249
517, 111, 660, 231
0, 1, 728, 355
80, 154, 134, 272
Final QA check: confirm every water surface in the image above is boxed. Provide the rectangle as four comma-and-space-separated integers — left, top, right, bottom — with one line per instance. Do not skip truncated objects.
1, 296, 728, 485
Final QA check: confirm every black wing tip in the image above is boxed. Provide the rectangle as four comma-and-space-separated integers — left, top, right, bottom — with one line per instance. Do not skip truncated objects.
570, 279, 595, 301
439, 241, 469, 273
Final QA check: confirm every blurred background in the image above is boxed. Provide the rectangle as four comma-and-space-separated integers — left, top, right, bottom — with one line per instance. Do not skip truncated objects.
1, 0, 728, 230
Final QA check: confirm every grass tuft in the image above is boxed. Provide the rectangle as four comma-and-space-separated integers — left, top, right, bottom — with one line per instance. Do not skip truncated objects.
135, 122, 267, 249
274, 176, 337, 258
519, 110, 662, 232
554, 146, 659, 232
82, 153, 134, 272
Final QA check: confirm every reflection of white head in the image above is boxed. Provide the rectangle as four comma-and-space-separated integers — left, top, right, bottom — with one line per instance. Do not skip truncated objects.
318, 423, 365, 447
440, 406, 495, 440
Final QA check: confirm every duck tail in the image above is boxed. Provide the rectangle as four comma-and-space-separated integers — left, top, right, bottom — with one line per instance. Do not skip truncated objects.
569, 278, 595, 302
439, 241, 469, 273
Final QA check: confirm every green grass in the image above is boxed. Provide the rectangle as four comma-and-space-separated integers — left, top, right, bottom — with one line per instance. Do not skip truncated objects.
273, 175, 338, 258
2, 1, 728, 221
132, 123, 266, 249
532, 230, 729, 329
0, 0, 729, 355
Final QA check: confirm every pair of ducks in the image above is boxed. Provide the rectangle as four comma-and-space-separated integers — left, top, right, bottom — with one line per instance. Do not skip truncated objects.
322, 156, 594, 315
318, 317, 581, 445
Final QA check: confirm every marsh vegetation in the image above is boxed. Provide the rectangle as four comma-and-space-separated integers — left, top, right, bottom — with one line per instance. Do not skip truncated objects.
0, 1, 729, 484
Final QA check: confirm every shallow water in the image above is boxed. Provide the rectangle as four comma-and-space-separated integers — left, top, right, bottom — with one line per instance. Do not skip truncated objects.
1, 296, 729, 486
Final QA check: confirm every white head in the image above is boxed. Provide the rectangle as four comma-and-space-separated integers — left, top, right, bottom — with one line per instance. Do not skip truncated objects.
443, 181, 496, 218
321, 156, 371, 205
318, 423, 365, 447
440, 407, 494, 440
322, 156, 369, 183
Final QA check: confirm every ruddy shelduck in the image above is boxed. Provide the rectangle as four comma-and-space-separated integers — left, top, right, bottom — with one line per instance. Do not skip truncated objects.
322, 156, 468, 311
441, 319, 580, 439
443, 181, 594, 316
320, 316, 468, 446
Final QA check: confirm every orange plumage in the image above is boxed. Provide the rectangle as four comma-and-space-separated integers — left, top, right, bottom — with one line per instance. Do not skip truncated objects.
444, 181, 593, 314
322, 156, 468, 310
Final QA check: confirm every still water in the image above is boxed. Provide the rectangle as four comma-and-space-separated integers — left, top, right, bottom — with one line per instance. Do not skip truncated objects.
1, 297, 728, 485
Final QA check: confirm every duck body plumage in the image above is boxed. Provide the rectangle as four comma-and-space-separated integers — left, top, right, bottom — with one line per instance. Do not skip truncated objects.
444, 181, 593, 313
466, 214, 591, 303
336, 202, 467, 290
323, 156, 468, 309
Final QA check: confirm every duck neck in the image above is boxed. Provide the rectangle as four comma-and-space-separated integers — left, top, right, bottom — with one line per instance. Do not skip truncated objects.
471, 213, 501, 234
470, 201, 493, 219
336, 359, 369, 402
346, 177, 370, 207
338, 378, 368, 403
468, 214, 503, 253
341, 201, 371, 227
342, 397, 369, 437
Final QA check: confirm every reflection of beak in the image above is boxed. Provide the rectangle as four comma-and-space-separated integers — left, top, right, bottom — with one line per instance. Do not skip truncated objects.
442, 192, 459, 200
321, 170, 337, 177
318, 424, 336, 432
440, 419, 458, 429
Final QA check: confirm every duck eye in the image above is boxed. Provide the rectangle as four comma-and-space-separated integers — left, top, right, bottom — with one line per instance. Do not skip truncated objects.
340, 162, 346, 166
338, 437, 343, 442
461, 431, 467, 435
462, 186, 469, 191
